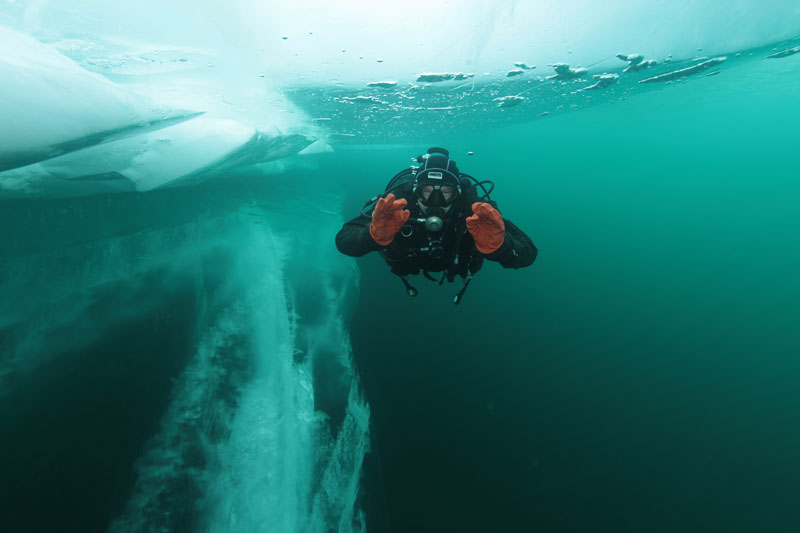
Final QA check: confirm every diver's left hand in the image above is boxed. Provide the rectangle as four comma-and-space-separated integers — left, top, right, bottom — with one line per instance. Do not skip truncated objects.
466, 202, 505, 254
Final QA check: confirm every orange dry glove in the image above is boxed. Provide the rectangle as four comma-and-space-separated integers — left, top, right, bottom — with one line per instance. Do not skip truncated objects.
466, 202, 506, 254
369, 193, 410, 246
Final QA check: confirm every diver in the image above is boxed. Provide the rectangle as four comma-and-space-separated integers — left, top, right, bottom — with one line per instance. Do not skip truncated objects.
335, 147, 537, 304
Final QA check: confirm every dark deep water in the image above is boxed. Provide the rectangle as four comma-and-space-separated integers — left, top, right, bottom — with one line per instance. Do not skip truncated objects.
0, 187, 238, 532
343, 59, 800, 532
0, 287, 198, 532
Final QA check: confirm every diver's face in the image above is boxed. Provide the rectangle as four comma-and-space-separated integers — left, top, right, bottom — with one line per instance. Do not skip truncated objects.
418, 184, 456, 203
418, 200, 452, 215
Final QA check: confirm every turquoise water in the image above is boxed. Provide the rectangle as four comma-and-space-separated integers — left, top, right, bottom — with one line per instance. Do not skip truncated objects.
1, 8, 800, 532
337, 54, 800, 531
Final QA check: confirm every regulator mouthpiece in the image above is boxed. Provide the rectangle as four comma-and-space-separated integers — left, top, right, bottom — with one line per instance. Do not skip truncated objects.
425, 216, 444, 232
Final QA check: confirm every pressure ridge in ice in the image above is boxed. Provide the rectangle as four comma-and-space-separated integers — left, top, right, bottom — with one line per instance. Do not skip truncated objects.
0, 26, 315, 195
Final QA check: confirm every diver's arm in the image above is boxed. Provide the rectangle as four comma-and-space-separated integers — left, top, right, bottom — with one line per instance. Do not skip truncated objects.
335, 216, 386, 257
482, 219, 537, 268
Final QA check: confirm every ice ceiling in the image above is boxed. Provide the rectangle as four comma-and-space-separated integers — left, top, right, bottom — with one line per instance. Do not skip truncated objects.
1, 0, 799, 193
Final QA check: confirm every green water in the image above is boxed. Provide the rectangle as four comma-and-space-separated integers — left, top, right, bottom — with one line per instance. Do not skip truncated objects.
338, 56, 800, 532
2, 35, 799, 532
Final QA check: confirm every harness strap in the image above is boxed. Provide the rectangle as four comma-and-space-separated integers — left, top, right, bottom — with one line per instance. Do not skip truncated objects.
400, 276, 418, 297
453, 277, 472, 305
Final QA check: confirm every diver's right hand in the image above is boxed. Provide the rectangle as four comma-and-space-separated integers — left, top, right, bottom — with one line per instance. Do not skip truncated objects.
369, 193, 410, 246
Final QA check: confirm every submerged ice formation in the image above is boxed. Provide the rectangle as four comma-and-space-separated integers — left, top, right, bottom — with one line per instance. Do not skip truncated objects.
111, 198, 368, 533
547, 63, 589, 80
1, 116, 313, 193
616, 53, 658, 72
366, 80, 399, 88
0, 26, 199, 173
765, 46, 800, 58
0, 25, 316, 196
580, 73, 618, 91
640, 56, 728, 83
494, 95, 526, 108
415, 72, 475, 83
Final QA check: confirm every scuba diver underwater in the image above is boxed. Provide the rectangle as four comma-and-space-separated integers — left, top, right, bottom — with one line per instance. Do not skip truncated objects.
335, 147, 537, 304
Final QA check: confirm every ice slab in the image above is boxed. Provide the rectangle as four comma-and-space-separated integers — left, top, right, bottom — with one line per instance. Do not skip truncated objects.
0, 26, 199, 172
0, 116, 314, 194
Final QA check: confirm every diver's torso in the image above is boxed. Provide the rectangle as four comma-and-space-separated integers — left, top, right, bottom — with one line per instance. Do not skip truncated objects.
380, 188, 479, 277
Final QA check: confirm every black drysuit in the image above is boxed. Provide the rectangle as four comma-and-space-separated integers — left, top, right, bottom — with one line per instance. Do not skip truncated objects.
335, 181, 537, 282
